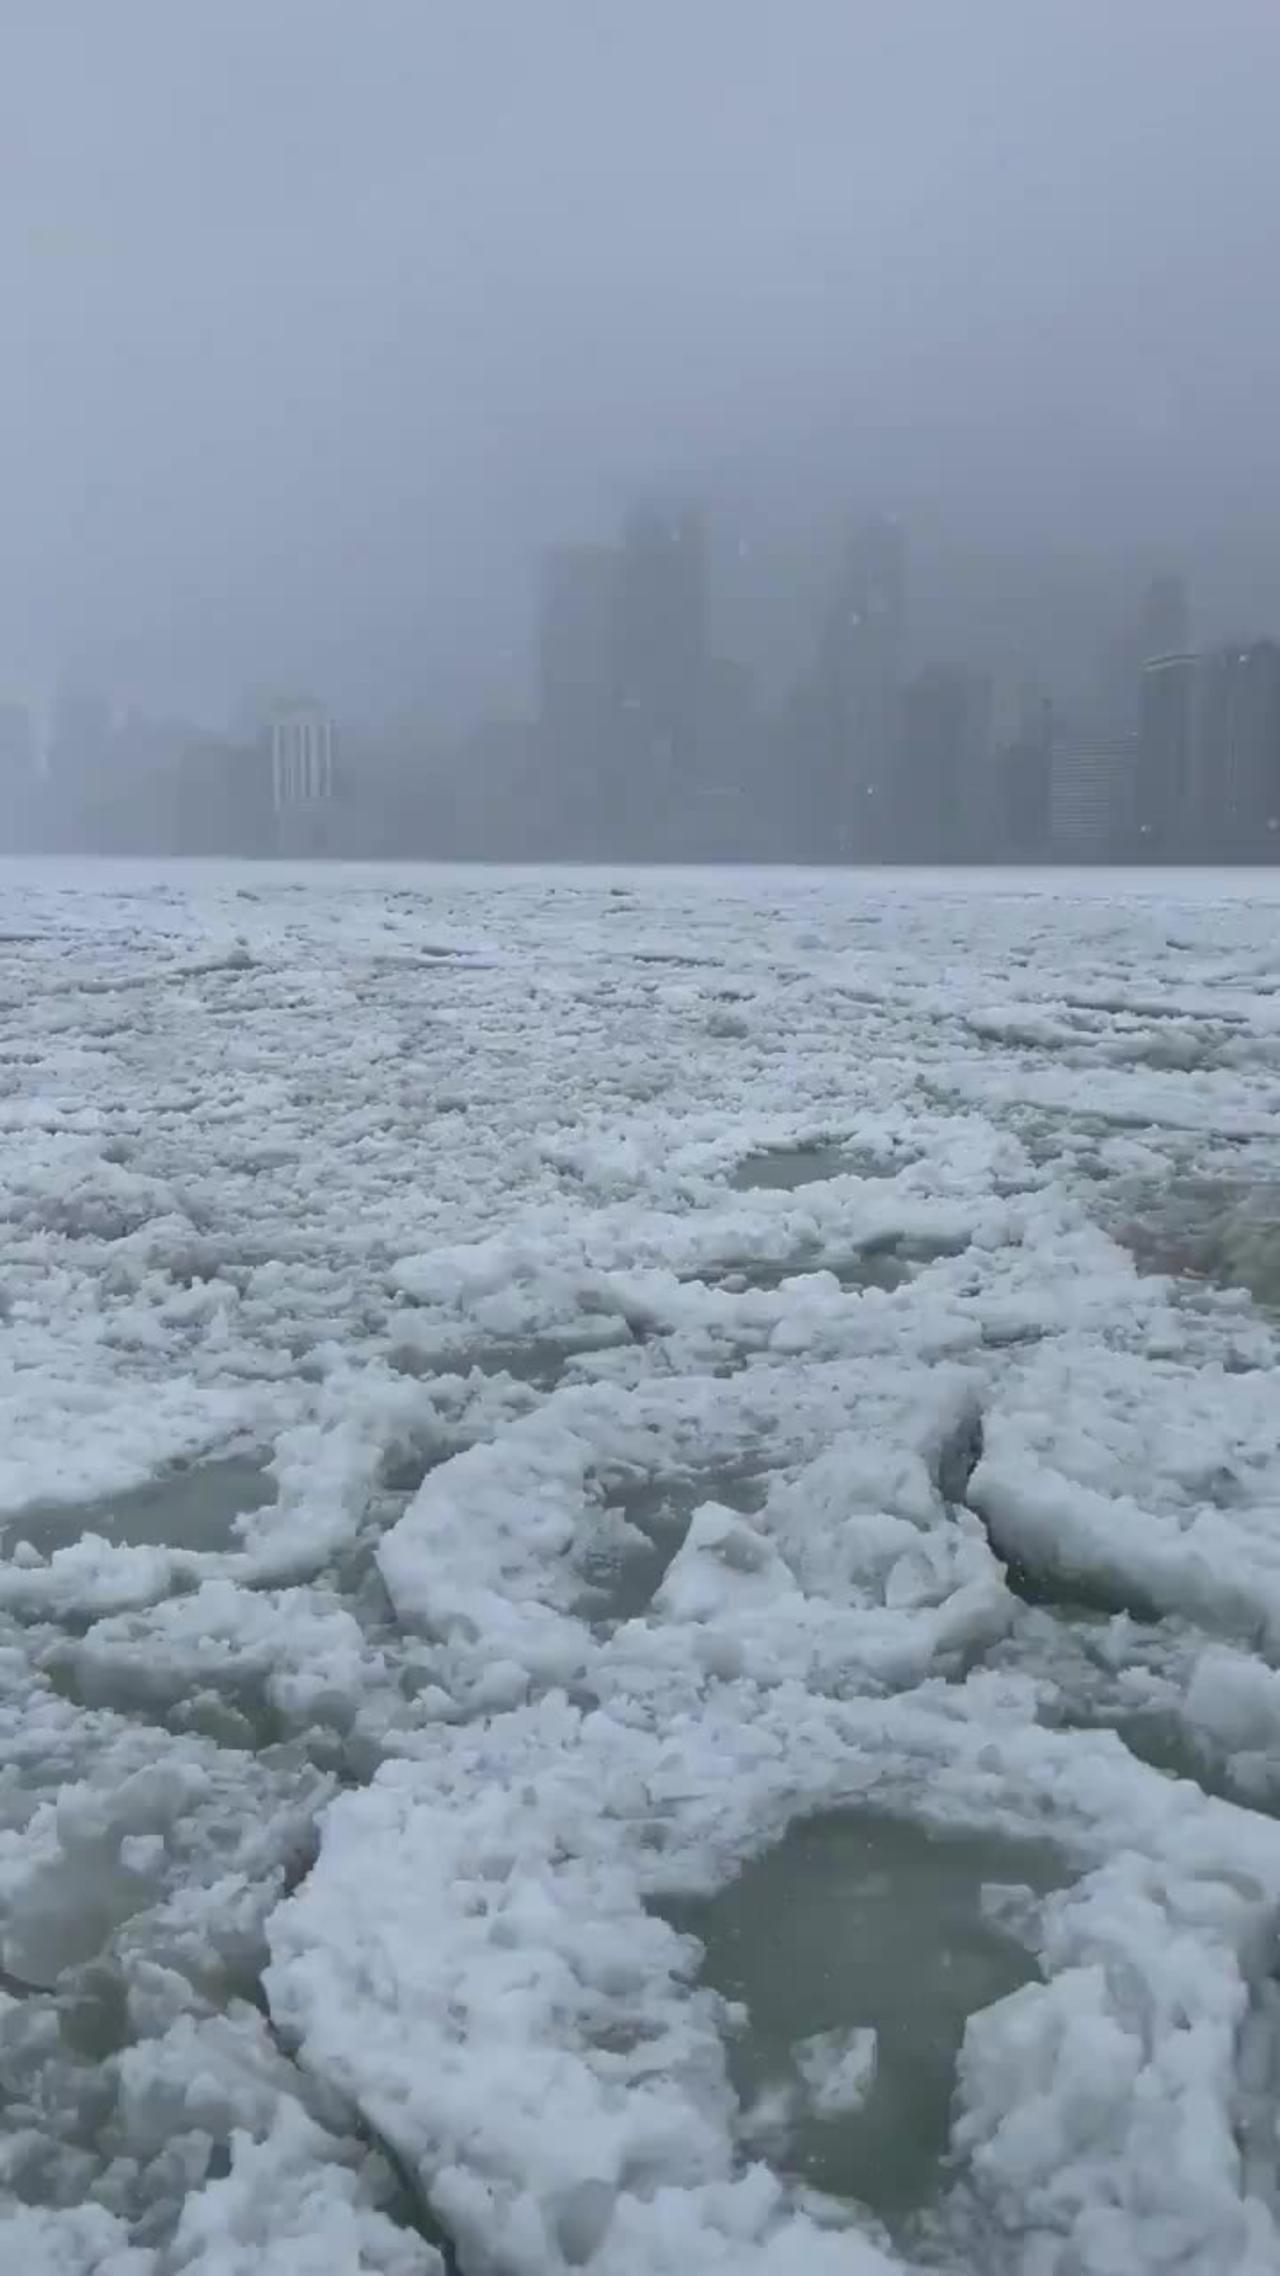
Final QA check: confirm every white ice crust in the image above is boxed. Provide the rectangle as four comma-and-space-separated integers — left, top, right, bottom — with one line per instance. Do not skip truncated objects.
1, 861, 1279, 2272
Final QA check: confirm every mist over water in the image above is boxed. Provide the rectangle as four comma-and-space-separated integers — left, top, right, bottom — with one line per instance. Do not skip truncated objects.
4, 4, 1280, 862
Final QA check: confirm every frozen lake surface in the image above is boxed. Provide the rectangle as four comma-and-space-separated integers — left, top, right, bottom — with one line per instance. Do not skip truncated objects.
2, 858, 1280, 2274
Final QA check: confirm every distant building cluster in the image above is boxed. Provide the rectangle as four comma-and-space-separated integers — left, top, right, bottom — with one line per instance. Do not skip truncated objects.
0, 693, 344, 860
532, 518, 1279, 864
537, 506, 753, 859
1132, 642, 1280, 859
4, 517, 1280, 864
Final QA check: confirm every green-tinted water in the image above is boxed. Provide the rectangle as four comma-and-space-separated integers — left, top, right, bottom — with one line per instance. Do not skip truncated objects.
659, 1809, 1062, 2217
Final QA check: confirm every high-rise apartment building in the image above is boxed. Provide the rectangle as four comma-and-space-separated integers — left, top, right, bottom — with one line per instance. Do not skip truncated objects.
1050, 739, 1136, 859
266, 700, 336, 854
1194, 642, 1280, 856
270, 701, 334, 810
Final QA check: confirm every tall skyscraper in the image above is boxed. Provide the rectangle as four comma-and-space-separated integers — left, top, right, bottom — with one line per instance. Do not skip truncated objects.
615, 509, 708, 737
177, 734, 272, 856
537, 542, 621, 851
537, 508, 710, 856
1138, 573, 1189, 663
614, 507, 709, 852
267, 699, 336, 853
1100, 571, 1191, 735
994, 694, 1053, 857
1194, 642, 1280, 856
538, 545, 619, 724
1050, 738, 1137, 860
811, 515, 906, 855
269, 700, 334, 810
894, 664, 992, 859
1136, 653, 1199, 853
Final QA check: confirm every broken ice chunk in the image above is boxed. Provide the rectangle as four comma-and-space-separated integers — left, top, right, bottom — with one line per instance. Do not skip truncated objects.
794, 2025, 879, 2116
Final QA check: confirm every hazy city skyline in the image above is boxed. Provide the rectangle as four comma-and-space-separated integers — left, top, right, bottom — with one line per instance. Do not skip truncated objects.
7, 494, 1279, 868
6, 2, 1280, 724
7, 4, 1280, 863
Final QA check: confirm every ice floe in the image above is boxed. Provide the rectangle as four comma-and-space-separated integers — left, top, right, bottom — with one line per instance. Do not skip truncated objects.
3, 859, 1280, 2272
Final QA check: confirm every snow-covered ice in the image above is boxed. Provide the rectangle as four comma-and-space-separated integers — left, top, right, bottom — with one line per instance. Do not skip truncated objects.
3, 857, 1280, 2272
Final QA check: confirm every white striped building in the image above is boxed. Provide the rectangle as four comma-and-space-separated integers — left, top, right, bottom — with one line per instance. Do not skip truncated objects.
270, 702, 334, 813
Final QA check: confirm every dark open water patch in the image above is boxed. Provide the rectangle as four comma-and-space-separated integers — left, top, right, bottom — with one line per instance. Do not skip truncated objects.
656, 1809, 1062, 2220
698, 1228, 956, 1298
1, 1457, 273, 1558
991, 1603, 1280, 1819
731, 1144, 862, 1193
578, 1469, 767, 1625
729, 1143, 901, 1193
387, 1323, 635, 1391
986, 1535, 1167, 1627
702, 1252, 913, 1297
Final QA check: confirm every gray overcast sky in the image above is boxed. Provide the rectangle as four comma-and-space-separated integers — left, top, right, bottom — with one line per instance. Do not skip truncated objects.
4, 0, 1280, 716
